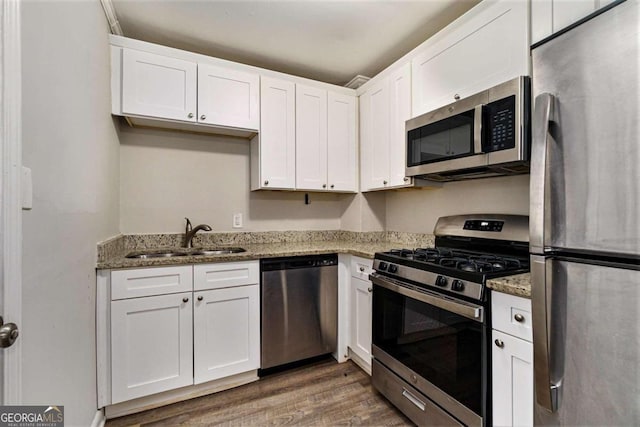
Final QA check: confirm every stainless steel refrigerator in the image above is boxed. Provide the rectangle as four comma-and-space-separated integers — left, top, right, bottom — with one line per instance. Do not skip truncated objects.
530, 1, 640, 425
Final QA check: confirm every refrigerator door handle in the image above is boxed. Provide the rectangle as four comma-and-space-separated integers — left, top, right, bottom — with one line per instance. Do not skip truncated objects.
531, 255, 563, 412
530, 93, 557, 253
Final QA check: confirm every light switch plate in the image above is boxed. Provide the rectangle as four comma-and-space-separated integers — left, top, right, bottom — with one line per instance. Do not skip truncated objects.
233, 213, 243, 228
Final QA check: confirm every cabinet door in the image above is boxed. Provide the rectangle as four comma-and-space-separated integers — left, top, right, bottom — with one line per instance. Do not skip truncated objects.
197, 64, 259, 130
111, 292, 193, 404
327, 91, 357, 192
193, 285, 260, 384
531, 0, 601, 44
388, 64, 412, 187
412, 0, 529, 116
122, 49, 197, 122
492, 330, 534, 427
296, 84, 328, 191
360, 79, 390, 191
259, 77, 296, 190
349, 277, 372, 367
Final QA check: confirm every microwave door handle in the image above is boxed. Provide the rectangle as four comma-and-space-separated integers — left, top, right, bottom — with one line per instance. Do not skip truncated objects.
530, 93, 557, 253
531, 255, 564, 413
473, 104, 483, 154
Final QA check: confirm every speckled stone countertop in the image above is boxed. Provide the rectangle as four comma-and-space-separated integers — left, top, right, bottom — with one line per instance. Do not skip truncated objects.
96, 231, 436, 270
487, 273, 531, 298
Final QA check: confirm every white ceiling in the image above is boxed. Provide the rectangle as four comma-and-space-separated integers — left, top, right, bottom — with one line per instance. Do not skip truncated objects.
111, 0, 479, 86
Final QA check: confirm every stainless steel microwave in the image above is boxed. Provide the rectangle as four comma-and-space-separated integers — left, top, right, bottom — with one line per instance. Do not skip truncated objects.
405, 76, 530, 182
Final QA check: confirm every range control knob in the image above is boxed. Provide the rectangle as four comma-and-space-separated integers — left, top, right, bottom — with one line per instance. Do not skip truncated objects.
378, 262, 388, 271
388, 264, 398, 274
435, 276, 448, 287
451, 280, 465, 292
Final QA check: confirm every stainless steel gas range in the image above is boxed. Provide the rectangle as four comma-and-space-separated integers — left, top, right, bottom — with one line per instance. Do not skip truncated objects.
370, 214, 529, 427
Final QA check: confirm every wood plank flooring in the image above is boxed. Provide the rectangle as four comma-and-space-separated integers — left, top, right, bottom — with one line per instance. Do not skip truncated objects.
106, 358, 412, 426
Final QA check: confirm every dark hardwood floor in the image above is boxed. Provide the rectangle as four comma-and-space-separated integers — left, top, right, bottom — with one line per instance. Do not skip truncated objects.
107, 358, 412, 426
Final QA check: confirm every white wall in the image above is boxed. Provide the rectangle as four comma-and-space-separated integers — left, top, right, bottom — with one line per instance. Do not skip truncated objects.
385, 175, 530, 233
119, 126, 346, 233
21, 1, 119, 425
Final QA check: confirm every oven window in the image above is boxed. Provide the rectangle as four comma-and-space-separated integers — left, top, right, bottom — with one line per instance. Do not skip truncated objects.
407, 109, 475, 167
372, 284, 483, 416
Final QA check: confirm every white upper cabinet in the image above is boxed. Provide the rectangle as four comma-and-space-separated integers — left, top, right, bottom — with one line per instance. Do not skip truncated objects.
360, 62, 415, 192
197, 64, 259, 130
360, 79, 390, 191
531, 0, 612, 45
412, 0, 529, 116
387, 64, 412, 187
327, 92, 357, 192
122, 49, 197, 122
254, 76, 296, 190
296, 84, 328, 191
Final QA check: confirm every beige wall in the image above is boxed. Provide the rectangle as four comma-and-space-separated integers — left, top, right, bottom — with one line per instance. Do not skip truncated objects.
119, 126, 348, 233
385, 175, 530, 233
21, 1, 120, 425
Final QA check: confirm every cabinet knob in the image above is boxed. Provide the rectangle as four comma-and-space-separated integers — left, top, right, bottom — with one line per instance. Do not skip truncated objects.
264, 180, 269, 186
454, 93, 461, 100
197, 296, 204, 301
514, 313, 525, 323
188, 113, 194, 118
182, 297, 189, 303
404, 177, 409, 182
322, 184, 327, 188
330, 184, 335, 189
368, 287, 373, 293
200, 114, 206, 120
494, 339, 504, 348
359, 267, 365, 272
383, 180, 388, 185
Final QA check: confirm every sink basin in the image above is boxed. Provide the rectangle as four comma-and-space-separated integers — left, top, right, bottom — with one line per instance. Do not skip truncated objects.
125, 250, 188, 259
189, 247, 246, 256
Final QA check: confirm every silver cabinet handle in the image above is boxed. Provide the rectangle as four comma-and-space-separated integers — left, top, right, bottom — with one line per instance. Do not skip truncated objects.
383, 180, 388, 185
322, 184, 327, 188
182, 297, 189, 303
264, 180, 269, 186
187, 113, 194, 118
514, 313, 525, 322
367, 287, 372, 293
532, 255, 563, 413
454, 93, 461, 100
200, 114, 206, 120
197, 296, 203, 301
403, 177, 409, 182
359, 267, 365, 272
530, 93, 557, 253
402, 388, 426, 412
330, 184, 334, 189
494, 339, 504, 348
0, 316, 19, 348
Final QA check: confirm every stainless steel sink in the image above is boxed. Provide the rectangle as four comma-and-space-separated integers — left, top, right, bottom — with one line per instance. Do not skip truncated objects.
125, 247, 246, 259
125, 250, 188, 259
189, 247, 246, 256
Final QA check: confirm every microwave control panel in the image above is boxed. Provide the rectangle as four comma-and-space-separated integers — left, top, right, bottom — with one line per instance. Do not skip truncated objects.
484, 95, 516, 152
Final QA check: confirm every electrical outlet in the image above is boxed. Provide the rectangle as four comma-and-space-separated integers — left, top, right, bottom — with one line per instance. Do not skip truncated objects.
233, 213, 243, 228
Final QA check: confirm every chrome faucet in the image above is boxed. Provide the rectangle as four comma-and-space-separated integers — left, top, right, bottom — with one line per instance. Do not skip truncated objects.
184, 218, 212, 248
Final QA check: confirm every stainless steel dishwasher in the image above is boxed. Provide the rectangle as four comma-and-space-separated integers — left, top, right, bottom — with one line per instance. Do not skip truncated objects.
260, 254, 338, 369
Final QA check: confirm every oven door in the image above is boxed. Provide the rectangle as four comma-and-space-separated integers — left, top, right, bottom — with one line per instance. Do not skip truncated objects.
370, 273, 487, 427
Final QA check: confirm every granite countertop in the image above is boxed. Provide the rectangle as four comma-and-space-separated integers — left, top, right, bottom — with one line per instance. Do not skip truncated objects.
97, 240, 401, 270
487, 273, 531, 298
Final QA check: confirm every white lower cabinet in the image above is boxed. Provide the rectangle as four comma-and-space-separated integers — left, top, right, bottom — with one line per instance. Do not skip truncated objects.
491, 292, 533, 427
111, 292, 194, 404
348, 256, 373, 372
104, 261, 260, 408
194, 285, 260, 384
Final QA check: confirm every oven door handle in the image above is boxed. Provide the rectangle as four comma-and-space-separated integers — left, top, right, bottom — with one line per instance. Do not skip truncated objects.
370, 273, 484, 322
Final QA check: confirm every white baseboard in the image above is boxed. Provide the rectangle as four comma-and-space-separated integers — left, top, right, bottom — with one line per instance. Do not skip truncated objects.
91, 409, 105, 427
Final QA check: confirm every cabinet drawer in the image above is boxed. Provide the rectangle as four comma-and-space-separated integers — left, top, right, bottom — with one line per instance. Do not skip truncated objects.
492, 291, 532, 342
351, 256, 374, 280
111, 266, 193, 300
194, 261, 259, 291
